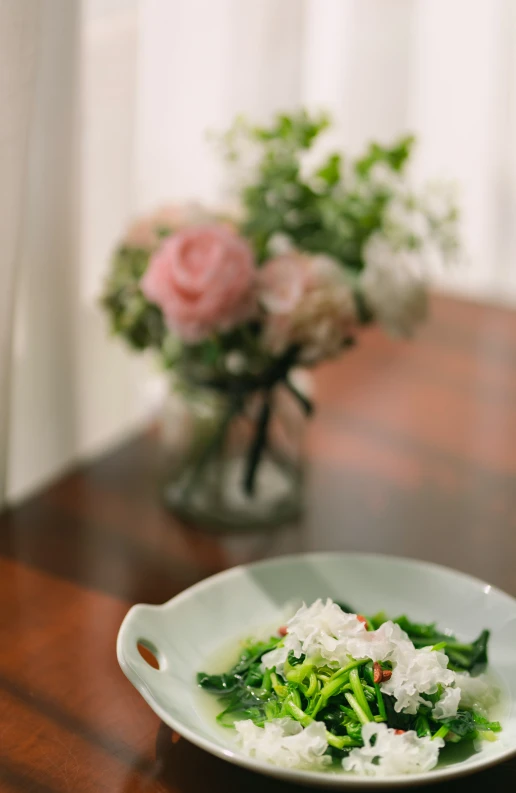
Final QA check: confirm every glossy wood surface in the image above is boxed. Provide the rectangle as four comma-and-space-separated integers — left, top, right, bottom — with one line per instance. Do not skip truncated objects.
1, 295, 515, 792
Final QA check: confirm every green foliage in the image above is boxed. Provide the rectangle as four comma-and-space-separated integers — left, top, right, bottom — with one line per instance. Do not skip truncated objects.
316, 154, 342, 187
344, 720, 364, 743
415, 714, 431, 737
287, 651, 306, 667
251, 110, 330, 148
369, 612, 490, 674
441, 710, 477, 739
101, 246, 167, 351
382, 694, 417, 732
197, 636, 284, 727
355, 136, 415, 177
225, 109, 416, 268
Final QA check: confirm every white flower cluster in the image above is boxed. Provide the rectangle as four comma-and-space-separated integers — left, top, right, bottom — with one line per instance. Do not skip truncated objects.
359, 170, 460, 337
361, 234, 429, 336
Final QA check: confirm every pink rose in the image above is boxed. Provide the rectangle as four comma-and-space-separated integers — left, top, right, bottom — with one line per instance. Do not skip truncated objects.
141, 224, 257, 342
258, 252, 356, 363
258, 254, 305, 314
123, 203, 215, 250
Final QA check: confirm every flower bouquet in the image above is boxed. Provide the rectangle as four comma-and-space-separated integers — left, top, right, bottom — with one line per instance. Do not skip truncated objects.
102, 111, 459, 530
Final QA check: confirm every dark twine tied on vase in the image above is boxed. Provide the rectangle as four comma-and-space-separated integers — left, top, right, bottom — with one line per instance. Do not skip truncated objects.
241, 347, 315, 496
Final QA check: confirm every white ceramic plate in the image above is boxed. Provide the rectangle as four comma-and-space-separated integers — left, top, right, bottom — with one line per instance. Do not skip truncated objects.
117, 552, 516, 788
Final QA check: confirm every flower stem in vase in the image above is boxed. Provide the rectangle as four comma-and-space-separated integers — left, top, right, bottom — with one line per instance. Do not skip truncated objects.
284, 377, 314, 416
243, 392, 271, 496
184, 397, 242, 501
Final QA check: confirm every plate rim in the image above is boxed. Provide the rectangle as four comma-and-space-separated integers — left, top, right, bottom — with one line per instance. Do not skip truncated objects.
117, 551, 516, 788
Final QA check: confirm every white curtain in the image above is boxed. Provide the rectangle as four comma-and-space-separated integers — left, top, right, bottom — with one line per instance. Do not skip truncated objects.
3, 0, 152, 504
2, 0, 515, 506
0, 0, 42, 505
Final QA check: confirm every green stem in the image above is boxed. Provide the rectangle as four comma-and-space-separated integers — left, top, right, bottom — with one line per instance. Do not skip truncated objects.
349, 668, 374, 721
345, 693, 371, 725
284, 659, 314, 685
441, 641, 474, 652
289, 687, 302, 709
445, 648, 472, 667
417, 715, 431, 737
243, 392, 271, 495
323, 660, 365, 689
374, 683, 387, 721
340, 705, 358, 720
307, 693, 323, 719
285, 701, 313, 728
284, 378, 314, 416
309, 660, 367, 718
262, 668, 272, 692
270, 672, 288, 699
326, 733, 361, 750
286, 702, 360, 749
305, 671, 318, 698
184, 398, 240, 499
432, 725, 450, 741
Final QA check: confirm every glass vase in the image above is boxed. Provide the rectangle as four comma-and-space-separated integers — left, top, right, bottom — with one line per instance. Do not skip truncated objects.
160, 373, 309, 531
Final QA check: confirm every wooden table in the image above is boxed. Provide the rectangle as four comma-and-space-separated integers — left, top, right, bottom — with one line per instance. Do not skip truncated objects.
1, 295, 515, 793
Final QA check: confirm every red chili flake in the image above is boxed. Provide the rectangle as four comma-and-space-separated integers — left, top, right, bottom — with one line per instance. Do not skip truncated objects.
373, 662, 383, 684
394, 729, 405, 735
381, 669, 392, 681
357, 614, 368, 625
171, 730, 182, 744
278, 625, 288, 636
